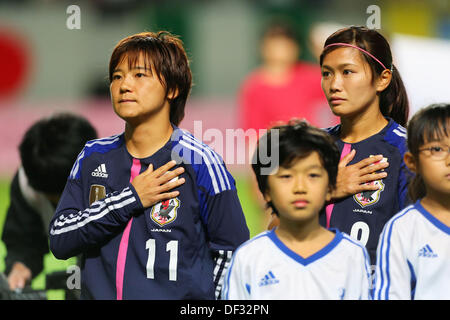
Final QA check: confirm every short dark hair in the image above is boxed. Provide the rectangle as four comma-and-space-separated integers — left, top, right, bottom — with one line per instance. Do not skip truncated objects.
406, 103, 450, 201
252, 119, 340, 203
109, 31, 192, 126
19, 113, 97, 194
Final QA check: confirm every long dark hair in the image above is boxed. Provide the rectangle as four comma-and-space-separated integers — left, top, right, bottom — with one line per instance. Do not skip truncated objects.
320, 26, 409, 127
406, 103, 450, 201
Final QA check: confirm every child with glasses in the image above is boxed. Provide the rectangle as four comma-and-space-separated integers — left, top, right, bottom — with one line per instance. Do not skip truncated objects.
374, 103, 450, 299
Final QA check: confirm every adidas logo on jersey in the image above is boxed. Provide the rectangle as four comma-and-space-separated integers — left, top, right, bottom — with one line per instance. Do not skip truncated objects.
258, 271, 279, 287
418, 244, 438, 258
91, 164, 108, 178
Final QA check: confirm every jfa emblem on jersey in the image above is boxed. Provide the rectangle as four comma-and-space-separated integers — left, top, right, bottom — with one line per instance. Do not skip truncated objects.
353, 179, 385, 207
150, 197, 180, 227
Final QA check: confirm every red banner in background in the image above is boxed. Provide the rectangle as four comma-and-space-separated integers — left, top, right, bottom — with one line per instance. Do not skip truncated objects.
0, 28, 30, 101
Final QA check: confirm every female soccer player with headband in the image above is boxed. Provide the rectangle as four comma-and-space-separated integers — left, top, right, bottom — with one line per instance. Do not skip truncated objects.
318, 26, 412, 271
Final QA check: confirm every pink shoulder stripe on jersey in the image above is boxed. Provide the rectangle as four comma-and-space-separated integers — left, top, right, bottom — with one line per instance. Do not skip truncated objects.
325, 143, 351, 228
116, 158, 141, 300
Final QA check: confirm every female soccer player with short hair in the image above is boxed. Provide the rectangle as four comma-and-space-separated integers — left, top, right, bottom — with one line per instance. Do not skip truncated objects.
49, 31, 249, 299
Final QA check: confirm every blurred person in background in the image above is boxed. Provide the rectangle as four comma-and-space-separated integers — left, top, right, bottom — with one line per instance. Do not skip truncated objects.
2, 113, 97, 291
238, 21, 334, 133
239, 21, 337, 229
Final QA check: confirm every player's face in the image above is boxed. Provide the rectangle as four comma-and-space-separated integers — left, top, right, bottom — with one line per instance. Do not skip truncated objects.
321, 47, 382, 119
265, 152, 331, 224
416, 134, 450, 197
110, 53, 170, 125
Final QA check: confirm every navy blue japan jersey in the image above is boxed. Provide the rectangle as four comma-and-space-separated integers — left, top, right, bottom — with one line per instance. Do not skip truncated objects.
319, 118, 412, 265
49, 127, 250, 300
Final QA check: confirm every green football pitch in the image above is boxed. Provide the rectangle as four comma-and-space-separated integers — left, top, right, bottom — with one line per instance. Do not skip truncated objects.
0, 175, 264, 299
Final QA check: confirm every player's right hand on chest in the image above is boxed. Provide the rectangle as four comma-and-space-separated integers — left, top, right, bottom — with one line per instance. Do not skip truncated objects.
131, 160, 185, 208
333, 151, 389, 200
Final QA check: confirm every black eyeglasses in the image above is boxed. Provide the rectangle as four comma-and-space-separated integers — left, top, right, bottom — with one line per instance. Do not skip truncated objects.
418, 145, 450, 160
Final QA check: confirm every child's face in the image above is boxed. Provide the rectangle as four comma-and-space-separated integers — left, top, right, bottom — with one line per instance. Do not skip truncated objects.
264, 151, 332, 224
414, 135, 450, 197
110, 53, 171, 124
321, 47, 389, 118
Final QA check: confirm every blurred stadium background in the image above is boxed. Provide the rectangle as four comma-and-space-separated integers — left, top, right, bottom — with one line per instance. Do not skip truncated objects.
0, 0, 449, 299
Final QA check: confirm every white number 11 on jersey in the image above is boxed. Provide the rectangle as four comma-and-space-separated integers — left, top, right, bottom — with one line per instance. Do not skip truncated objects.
145, 239, 178, 281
